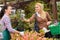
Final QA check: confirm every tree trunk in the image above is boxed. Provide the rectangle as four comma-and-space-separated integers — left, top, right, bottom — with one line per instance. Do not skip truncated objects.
51, 0, 58, 21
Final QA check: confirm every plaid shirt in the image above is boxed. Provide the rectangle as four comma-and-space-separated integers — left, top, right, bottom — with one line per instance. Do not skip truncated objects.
1, 14, 15, 33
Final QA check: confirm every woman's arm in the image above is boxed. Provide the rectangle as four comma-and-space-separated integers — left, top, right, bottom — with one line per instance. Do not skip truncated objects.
46, 12, 52, 21
46, 12, 52, 25
22, 14, 35, 23
4, 17, 19, 34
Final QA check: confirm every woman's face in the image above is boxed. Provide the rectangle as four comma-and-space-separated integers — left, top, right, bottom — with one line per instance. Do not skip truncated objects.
6, 6, 12, 14
35, 5, 41, 13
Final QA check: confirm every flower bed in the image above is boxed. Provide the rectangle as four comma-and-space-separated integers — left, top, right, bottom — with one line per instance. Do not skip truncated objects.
10, 30, 58, 40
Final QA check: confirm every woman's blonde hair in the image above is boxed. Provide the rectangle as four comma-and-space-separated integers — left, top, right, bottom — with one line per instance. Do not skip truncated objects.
35, 3, 46, 19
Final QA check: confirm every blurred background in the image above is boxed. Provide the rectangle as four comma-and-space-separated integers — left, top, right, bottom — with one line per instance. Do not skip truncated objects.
0, 0, 60, 35
0, 0, 60, 40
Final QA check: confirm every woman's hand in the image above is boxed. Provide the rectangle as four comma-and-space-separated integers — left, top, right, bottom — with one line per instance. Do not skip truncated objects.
20, 18, 30, 22
20, 17, 25, 21
15, 30, 20, 34
20, 16, 27, 21
47, 21, 51, 26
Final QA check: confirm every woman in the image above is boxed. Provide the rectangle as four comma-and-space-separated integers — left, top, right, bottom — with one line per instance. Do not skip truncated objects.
0, 5, 20, 40
21, 3, 52, 37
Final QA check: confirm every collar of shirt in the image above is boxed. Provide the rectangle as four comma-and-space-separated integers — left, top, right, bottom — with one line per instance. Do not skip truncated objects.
36, 12, 41, 17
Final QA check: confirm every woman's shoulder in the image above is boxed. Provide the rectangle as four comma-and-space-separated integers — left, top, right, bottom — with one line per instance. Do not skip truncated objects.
3, 14, 9, 19
1, 14, 10, 22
